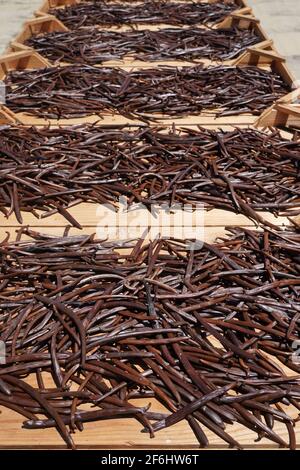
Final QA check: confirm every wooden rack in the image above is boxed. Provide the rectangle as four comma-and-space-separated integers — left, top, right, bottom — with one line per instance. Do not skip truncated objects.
0, 50, 50, 81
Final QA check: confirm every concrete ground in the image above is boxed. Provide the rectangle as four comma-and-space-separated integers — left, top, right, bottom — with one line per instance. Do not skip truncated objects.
0, 0, 42, 53
0, 0, 299, 78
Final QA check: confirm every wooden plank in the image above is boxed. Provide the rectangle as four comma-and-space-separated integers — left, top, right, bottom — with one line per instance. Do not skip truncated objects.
13, 113, 263, 127
0, 206, 289, 230
0, 389, 298, 449
0, 225, 256, 244
2, 111, 299, 132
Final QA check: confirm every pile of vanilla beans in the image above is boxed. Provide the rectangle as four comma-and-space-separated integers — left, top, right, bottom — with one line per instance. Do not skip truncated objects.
0, 226, 300, 449
5, 65, 289, 120
50, 1, 237, 29
0, 125, 299, 227
25, 27, 260, 64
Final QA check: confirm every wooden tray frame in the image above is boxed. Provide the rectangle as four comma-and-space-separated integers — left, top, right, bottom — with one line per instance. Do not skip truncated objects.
0, 104, 299, 231
36, 0, 250, 17
1, 100, 299, 128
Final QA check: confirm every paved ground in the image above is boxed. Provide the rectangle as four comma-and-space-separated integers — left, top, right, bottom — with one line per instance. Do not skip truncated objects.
248, 0, 300, 79
0, 0, 299, 78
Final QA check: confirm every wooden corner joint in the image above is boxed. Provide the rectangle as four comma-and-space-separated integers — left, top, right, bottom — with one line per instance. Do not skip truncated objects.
0, 106, 19, 124
247, 40, 274, 51
233, 6, 253, 16
35, 0, 79, 16
277, 87, 300, 104
217, 10, 255, 28
275, 103, 300, 116
7, 42, 32, 53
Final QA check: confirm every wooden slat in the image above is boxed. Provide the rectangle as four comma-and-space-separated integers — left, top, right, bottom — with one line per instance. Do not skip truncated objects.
0, 391, 298, 449
13, 113, 263, 127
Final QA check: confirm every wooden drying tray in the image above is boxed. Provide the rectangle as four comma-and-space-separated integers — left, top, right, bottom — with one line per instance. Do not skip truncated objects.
36, 0, 250, 18
0, 249, 297, 450
0, 47, 296, 127
0, 247, 297, 451
0, 100, 300, 450
0, 103, 299, 234
7, 13, 271, 70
